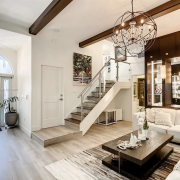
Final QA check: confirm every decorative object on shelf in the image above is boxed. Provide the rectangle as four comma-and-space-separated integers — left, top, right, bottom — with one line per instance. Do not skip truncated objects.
115, 46, 126, 60
111, 154, 119, 166
111, 0, 157, 57
155, 84, 162, 94
73, 52, 92, 86
0, 96, 19, 128
116, 134, 142, 150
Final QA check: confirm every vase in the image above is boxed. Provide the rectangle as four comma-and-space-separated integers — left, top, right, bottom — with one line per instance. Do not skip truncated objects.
144, 129, 149, 138
138, 125, 146, 140
5, 112, 18, 127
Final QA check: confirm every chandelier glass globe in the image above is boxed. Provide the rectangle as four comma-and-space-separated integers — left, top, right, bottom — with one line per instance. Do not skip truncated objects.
112, 0, 157, 57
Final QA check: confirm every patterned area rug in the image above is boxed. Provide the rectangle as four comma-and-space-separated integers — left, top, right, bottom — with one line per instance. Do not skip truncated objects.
45, 143, 180, 180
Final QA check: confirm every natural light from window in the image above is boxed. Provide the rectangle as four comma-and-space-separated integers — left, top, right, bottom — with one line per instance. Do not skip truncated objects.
0, 55, 12, 74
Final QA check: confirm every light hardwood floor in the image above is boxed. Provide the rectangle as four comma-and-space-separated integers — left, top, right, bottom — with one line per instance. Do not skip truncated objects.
0, 121, 132, 180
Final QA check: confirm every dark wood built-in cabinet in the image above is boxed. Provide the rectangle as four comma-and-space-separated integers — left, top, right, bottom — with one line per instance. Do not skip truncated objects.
145, 31, 180, 108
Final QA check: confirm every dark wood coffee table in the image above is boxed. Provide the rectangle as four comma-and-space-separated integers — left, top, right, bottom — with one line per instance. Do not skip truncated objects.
102, 130, 173, 180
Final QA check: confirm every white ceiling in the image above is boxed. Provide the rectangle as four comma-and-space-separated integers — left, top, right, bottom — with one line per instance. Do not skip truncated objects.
0, 0, 52, 27
0, 29, 29, 50
44, 0, 171, 42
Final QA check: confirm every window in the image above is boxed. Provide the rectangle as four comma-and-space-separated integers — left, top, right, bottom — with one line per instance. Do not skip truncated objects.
0, 55, 12, 74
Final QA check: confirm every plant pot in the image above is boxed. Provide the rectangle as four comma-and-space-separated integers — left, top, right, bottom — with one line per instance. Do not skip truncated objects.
5, 112, 18, 127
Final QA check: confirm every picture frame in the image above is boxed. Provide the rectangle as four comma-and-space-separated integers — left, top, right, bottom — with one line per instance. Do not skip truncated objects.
115, 46, 126, 61
73, 52, 92, 86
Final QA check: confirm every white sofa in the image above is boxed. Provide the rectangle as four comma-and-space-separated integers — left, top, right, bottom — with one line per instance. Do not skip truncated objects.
133, 108, 180, 143
166, 160, 180, 180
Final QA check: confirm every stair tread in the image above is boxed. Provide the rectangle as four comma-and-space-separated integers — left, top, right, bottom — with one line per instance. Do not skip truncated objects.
71, 112, 88, 116
77, 106, 94, 110
84, 100, 97, 104
87, 96, 100, 98
65, 118, 81, 125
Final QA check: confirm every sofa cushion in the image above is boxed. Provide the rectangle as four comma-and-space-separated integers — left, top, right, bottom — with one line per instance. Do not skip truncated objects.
155, 112, 173, 127
175, 110, 180, 125
161, 108, 176, 125
148, 122, 170, 134
166, 171, 180, 180
146, 109, 155, 122
167, 125, 180, 143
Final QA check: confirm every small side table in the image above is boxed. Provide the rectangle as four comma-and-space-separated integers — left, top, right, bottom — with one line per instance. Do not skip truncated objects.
98, 109, 122, 126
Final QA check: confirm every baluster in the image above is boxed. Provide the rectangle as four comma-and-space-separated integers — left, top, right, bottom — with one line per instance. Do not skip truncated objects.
81, 95, 84, 121
116, 61, 119, 82
99, 73, 101, 99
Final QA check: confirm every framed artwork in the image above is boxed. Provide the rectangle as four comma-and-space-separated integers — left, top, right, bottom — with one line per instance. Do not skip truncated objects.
115, 46, 126, 61
73, 52, 92, 86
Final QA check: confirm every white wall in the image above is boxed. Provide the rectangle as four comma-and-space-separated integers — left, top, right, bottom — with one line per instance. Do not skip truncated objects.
31, 31, 103, 131
17, 38, 32, 136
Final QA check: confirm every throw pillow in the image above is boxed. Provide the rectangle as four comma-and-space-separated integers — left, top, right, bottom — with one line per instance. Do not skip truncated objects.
155, 112, 173, 127
146, 109, 155, 123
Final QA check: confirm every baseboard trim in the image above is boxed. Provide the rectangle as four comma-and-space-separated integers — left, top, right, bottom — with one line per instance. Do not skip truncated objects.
19, 124, 31, 137
32, 126, 41, 132
123, 117, 132, 122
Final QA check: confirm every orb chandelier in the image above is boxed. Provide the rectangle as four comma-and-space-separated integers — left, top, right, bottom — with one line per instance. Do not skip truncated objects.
111, 0, 157, 57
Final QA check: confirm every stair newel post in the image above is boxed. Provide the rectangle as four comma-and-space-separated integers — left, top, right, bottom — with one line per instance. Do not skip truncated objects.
116, 61, 119, 82
81, 95, 84, 121
99, 73, 101, 99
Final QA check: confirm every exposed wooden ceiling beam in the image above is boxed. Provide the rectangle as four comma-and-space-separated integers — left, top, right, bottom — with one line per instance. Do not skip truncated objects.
79, 0, 180, 48
29, 0, 73, 35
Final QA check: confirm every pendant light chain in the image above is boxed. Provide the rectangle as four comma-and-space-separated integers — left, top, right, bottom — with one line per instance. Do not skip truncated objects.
132, 0, 133, 13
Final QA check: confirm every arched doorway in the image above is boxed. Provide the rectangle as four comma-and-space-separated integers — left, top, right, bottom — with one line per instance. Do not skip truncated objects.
0, 55, 13, 127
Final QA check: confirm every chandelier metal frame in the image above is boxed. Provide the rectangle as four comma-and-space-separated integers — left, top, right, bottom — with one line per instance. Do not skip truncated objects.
111, 0, 157, 57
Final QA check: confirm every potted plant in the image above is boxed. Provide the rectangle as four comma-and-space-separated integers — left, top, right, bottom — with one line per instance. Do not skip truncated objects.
143, 109, 149, 139
143, 120, 149, 138
0, 96, 19, 127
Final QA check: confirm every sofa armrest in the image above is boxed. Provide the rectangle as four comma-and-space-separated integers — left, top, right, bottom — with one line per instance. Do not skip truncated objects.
133, 113, 139, 131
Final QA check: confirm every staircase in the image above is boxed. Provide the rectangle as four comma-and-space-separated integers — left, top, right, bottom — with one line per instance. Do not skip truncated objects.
65, 80, 115, 131
65, 58, 131, 135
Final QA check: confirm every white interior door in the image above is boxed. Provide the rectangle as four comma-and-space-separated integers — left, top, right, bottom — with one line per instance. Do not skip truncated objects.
42, 66, 64, 129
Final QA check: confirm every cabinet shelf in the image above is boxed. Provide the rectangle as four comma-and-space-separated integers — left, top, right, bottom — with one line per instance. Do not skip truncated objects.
148, 94, 162, 96
147, 72, 160, 74
147, 83, 162, 85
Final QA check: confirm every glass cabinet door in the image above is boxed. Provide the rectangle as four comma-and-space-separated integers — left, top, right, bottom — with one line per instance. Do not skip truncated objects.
147, 60, 163, 106
172, 75, 180, 101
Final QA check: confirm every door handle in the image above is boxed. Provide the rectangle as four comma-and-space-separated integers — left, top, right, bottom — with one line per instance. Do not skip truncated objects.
59, 98, 63, 100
